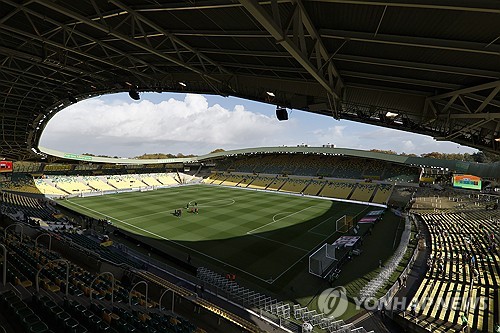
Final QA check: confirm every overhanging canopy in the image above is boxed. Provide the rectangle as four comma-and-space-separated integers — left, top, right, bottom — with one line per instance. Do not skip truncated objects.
1, 1, 499, 160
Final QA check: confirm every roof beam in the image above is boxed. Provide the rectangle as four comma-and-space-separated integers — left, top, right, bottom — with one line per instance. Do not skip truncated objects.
1, 0, 167, 78
320, 29, 500, 56
441, 119, 491, 140
333, 54, 500, 79
428, 80, 500, 100
239, 0, 343, 100
307, 0, 500, 14
474, 85, 500, 113
0, 23, 151, 81
464, 93, 500, 109
438, 112, 500, 120
109, 0, 500, 14
108, 0, 232, 76
198, 49, 500, 79
340, 71, 461, 90
34, 0, 224, 84
173, 28, 500, 56
0, 45, 107, 82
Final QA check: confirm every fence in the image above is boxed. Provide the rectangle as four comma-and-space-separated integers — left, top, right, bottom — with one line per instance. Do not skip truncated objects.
359, 214, 413, 299
378, 215, 422, 316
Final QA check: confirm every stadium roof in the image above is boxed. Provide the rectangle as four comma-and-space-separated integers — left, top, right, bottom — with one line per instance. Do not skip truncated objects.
40, 145, 500, 179
1, 1, 500, 160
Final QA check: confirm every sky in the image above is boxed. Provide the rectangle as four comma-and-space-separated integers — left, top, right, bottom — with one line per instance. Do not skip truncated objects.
39, 92, 478, 158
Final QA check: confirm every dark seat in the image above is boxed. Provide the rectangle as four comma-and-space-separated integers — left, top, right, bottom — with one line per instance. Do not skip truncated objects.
23, 314, 42, 330
64, 318, 79, 331
57, 311, 72, 326
28, 321, 49, 333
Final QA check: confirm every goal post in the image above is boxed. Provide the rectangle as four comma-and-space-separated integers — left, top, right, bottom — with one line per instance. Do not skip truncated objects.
336, 215, 353, 233
309, 243, 337, 277
336, 215, 347, 233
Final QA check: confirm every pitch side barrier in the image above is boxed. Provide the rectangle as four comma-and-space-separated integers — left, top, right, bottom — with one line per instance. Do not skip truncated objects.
205, 182, 388, 208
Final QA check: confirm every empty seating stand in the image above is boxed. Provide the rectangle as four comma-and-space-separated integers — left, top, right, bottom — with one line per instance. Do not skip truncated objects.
407, 197, 499, 333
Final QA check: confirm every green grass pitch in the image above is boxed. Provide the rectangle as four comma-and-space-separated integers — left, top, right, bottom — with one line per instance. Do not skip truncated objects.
58, 185, 374, 284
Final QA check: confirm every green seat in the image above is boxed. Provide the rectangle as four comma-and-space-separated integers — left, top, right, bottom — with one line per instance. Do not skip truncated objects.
64, 318, 79, 331
2, 294, 20, 310
72, 325, 88, 333
9, 299, 27, 314
50, 305, 64, 316
57, 311, 71, 325
28, 321, 49, 333
16, 306, 35, 318
23, 314, 41, 329
75, 304, 86, 315
43, 300, 57, 310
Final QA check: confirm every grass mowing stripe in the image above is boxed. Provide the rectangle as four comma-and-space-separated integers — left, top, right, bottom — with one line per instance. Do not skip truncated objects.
61, 185, 375, 286
64, 198, 273, 283
247, 233, 309, 252
246, 205, 318, 234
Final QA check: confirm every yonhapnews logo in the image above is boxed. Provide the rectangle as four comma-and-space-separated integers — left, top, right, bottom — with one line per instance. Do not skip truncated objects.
317, 286, 349, 318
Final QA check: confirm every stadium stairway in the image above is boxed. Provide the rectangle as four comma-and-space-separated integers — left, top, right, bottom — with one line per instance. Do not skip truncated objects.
368, 187, 378, 203
302, 180, 325, 196
349, 310, 393, 333
345, 183, 356, 200
175, 170, 182, 184
263, 176, 278, 190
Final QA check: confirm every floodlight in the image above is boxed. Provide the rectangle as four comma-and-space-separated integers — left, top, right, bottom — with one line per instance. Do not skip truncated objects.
129, 89, 140, 100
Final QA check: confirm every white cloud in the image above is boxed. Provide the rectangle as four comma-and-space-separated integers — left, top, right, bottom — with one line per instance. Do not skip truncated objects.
40, 94, 297, 157
40, 93, 477, 157
307, 122, 476, 155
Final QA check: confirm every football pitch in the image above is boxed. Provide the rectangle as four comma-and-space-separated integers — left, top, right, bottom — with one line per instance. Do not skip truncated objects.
58, 185, 374, 284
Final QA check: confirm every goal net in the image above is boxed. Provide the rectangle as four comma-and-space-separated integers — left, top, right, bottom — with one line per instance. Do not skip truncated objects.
309, 243, 337, 277
336, 215, 353, 233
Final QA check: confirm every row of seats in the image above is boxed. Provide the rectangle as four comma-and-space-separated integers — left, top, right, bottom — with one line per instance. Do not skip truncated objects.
1, 192, 62, 223
0, 223, 254, 333
1, 174, 41, 194
204, 173, 394, 204
409, 196, 499, 333
2, 173, 197, 196
10, 162, 176, 174
214, 153, 420, 182
62, 233, 140, 268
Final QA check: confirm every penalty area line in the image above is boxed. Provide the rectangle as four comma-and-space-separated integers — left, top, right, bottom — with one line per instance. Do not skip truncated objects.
307, 215, 337, 234
247, 205, 317, 235
63, 199, 273, 284
271, 228, 341, 284
247, 233, 309, 252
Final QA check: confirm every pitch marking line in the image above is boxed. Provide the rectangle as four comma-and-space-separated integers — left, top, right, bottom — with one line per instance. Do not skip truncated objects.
117, 198, 235, 221
64, 199, 272, 284
271, 207, 372, 283
107, 196, 126, 201
272, 212, 292, 222
188, 198, 235, 208
246, 205, 317, 235
307, 215, 337, 235
247, 234, 309, 252
126, 208, 178, 221
271, 229, 340, 284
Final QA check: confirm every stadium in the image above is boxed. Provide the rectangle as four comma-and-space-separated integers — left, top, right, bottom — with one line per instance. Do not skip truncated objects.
0, 2, 499, 333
